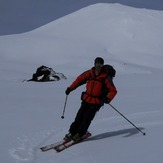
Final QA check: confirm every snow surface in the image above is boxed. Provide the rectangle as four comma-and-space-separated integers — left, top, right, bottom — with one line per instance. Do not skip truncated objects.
0, 1, 163, 163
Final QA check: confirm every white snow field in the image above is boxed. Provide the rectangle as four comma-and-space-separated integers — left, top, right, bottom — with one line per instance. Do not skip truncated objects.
0, 1, 163, 163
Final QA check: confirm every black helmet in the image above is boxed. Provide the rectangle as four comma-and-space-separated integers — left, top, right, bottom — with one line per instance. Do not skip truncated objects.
94, 57, 104, 64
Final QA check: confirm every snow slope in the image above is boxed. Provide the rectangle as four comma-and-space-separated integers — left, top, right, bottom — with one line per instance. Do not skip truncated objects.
0, 1, 163, 163
1, 0, 163, 35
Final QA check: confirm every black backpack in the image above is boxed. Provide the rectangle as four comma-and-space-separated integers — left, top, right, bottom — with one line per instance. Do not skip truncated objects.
100, 64, 116, 102
103, 64, 116, 78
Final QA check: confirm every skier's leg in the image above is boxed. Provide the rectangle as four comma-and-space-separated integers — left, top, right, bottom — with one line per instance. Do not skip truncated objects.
69, 102, 88, 136
77, 104, 101, 137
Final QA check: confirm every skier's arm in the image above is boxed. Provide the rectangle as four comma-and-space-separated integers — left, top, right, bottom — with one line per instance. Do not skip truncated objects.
66, 70, 91, 93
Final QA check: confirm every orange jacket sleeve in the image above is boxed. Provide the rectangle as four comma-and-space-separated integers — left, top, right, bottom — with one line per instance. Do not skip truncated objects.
69, 70, 91, 91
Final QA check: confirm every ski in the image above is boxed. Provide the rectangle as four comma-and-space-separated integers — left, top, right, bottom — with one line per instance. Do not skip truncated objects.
54, 132, 92, 152
40, 140, 67, 152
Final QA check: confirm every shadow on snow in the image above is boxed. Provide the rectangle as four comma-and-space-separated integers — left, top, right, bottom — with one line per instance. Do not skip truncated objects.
86, 127, 145, 141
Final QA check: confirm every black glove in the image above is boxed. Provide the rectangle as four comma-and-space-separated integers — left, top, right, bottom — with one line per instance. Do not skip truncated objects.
104, 98, 111, 104
65, 87, 71, 95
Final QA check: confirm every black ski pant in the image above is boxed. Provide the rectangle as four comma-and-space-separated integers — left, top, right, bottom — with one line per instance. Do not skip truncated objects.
69, 101, 101, 137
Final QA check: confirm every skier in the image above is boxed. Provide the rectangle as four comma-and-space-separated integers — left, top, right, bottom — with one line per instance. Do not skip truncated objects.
64, 57, 117, 142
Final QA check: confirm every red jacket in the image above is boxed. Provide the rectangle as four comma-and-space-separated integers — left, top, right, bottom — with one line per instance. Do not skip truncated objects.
68, 67, 117, 105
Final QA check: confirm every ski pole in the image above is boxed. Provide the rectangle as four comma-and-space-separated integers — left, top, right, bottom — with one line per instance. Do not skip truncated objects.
61, 95, 68, 119
109, 103, 146, 136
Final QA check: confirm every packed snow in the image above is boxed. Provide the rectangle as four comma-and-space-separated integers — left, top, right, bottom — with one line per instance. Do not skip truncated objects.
0, 1, 163, 163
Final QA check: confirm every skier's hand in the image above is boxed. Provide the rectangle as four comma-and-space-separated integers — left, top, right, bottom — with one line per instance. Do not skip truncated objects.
65, 87, 71, 95
104, 98, 111, 104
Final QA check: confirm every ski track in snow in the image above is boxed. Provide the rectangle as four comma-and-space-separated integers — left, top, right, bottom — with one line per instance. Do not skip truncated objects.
9, 110, 163, 163
9, 129, 56, 163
